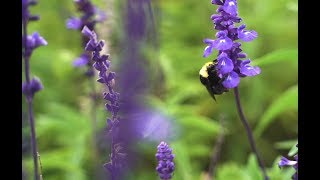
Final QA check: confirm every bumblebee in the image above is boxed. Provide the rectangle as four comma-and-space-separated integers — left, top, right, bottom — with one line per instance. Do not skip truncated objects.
199, 60, 229, 101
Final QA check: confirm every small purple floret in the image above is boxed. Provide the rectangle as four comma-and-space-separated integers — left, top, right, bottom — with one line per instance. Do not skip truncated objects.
22, 77, 43, 99
66, 17, 82, 30
73, 53, 90, 67
278, 145, 298, 180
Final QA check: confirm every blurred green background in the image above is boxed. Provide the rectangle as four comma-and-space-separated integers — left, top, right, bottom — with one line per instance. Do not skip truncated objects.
22, 0, 297, 179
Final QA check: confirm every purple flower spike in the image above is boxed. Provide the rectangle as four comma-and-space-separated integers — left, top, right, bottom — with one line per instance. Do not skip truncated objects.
239, 60, 261, 76
217, 52, 234, 75
156, 141, 175, 180
82, 26, 124, 178
222, 71, 240, 88
201, 0, 260, 95
238, 24, 258, 42
66, 17, 82, 30
200, 2, 268, 179
223, 0, 238, 16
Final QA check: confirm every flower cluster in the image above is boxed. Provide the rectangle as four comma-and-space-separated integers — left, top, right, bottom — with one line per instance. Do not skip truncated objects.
203, 0, 260, 89
67, 0, 106, 75
22, 0, 47, 99
82, 26, 124, 177
156, 141, 175, 180
279, 144, 298, 180
22, 77, 43, 100
21, 32, 46, 100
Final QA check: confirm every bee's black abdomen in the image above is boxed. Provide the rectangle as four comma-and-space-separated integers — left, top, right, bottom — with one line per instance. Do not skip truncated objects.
200, 75, 208, 86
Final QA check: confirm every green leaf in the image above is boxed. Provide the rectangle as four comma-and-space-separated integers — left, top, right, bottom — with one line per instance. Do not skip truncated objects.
216, 163, 249, 180
187, 143, 211, 157
252, 49, 297, 66
23, 148, 86, 180
246, 154, 263, 180
288, 143, 298, 156
170, 142, 195, 180
254, 85, 297, 138
177, 115, 220, 135
274, 140, 297, 150
268, 157, 296, 180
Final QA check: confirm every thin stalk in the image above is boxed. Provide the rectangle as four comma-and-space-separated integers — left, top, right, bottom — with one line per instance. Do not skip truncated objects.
27, 100, 39, 180
23, 18, 40, 180
208, 118, 225, 179
37, 152, 43, 180
111, 142, 116, 180
233, 87, 268, 180
108, 82, 116, 180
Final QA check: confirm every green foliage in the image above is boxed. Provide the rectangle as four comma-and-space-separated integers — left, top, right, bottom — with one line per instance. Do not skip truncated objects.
274, 139, 298, 157
23, 103, 94, 180
288, 143, 298, 156
216, 163, 250, 180
216, 154, 296, 180
171, 142, 196, 180
252, 49, 298, 67
274, 140, 297, 150
254, 85, 298, 138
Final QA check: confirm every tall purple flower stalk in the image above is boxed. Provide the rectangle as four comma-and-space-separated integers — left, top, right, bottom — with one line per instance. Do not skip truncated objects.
156, 141, 175, 180
82, 26, 125, 180
201, 0, 268, 179
22, 0, 47, 180
66, 0, 105, 138
279, 144, 298, 180
66, 1, 106, 175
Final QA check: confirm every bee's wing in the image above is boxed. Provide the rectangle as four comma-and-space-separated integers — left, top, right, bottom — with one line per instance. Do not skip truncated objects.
205, 82, 217, 102
200, 74, 217, 102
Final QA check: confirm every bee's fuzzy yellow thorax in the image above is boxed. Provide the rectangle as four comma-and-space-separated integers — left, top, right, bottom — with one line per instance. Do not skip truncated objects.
199, 62, 213, 78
